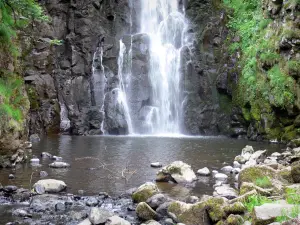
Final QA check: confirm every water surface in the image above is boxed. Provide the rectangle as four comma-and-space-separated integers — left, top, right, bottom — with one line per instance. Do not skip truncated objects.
0, 135, 283, 198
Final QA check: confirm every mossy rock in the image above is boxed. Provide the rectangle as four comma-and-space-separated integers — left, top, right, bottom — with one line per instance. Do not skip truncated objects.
226, 214, 244, 225
279, 167, 293, 183
224, 202, 246, 215
205, 197, 227, 222
240, 182, 272, 196
291, 162, 300, 183
238, 165, 287, 192
136, 202, 158, 221
168, 201, 210, 225
132, 182, 159, 203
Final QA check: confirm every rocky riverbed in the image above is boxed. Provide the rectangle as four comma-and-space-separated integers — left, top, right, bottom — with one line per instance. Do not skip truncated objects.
0, 141, 300, 225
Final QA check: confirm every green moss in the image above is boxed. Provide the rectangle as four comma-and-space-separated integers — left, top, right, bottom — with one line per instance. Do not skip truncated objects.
26, 86, 40, 110
255, 176, 272, 188
242, 107, 251, 121
224, 202, 246, 214
285, 60, 300, 78
166, 165, 182, 175
205, 197, 226, 222
260, 52, 280, 69
226, 214, 244, 225
238, 166, 278, 186
132, 183, 159, 203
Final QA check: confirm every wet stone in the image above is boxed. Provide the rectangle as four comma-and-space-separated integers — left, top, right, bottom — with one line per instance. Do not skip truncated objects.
3, 185, 18, 193
86, 197, 99, 207
8, 174, 15, 179
55, 202, 66, 211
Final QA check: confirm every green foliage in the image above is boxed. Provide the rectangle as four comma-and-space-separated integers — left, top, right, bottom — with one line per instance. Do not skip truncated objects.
286, 189, 300, 205
223, 0, 296, 129
276, 205, 300, 223
0, 0, 48, 53
255, 176, 272, 188
49, 39, 63, 46
285, 60, 300, 77
0, 76, 26, 121
243, 195, 272, 212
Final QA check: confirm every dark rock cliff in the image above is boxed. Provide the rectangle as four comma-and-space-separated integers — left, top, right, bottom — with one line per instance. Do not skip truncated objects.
16, 0, 300, 142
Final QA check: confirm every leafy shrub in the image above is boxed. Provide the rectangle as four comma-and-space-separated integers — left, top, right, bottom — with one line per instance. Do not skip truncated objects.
243, 195, 273, 212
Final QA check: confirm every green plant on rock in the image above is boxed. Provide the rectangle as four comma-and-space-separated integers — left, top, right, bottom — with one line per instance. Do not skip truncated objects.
276, 205, 300, 223
286, 189, 300, 205
49, 39, 63, 46
255, 176, 272, 188
243, 195, 273, 212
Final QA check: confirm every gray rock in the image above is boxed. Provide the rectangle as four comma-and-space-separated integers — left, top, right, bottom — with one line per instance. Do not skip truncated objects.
253, 202, 295, 225
213, 185, 238, 199
12, 209, 32, 217
3, 185, 17, 193
241, 145, 254, 160
151, 162, 162, 168
185, 196, 199, 204
156, 161, 197, 183
55, 202, 65, 211
106, 216, 131, 225
52, 156, 63, 161
164, 218, 174, 225
249, 150, 267, 163
136, 202, 158, 221
141, 220, 161, 225
214, 173, 228, 181
196, 167, 210, 176
49, 162, 70, 168
156, 201, 171, 216
33, 179, 67, 193
30, 158, 40, 163
221, 166, 233, 173
86, 197, 99, 207
78, 218, 92, 225
231, 168, 241, 174
8, 174, 15, 179
89, 207, 114, 225
132, 182, 159, 203
233, 161, 241, 168
29, 134, 40, 143
41, 152, 52, 158
146, 193, 168, 209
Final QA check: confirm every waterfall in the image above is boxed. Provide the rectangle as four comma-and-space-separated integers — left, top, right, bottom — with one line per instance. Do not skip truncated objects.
138, 0, 188, 134
97, 0, 190, 135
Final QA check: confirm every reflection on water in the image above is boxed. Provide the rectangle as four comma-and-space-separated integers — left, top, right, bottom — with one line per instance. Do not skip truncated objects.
0, 135, 283, 197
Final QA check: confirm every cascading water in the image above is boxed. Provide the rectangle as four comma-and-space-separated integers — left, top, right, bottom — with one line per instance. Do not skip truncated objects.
96, 0, 190, 135
138, 0, 188, 134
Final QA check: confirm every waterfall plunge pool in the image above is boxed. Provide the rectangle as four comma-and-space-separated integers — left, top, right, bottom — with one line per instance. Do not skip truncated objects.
0, 135, 283, 198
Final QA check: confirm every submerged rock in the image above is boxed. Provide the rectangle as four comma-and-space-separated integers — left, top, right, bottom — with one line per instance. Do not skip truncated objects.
49, 161, 70, 168
132, 182, 159, 203
33, 179, 67, 193
156, 161, 197, 183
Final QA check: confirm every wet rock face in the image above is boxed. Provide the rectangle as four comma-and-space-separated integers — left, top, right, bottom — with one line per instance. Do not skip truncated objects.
24, 0, 133, 136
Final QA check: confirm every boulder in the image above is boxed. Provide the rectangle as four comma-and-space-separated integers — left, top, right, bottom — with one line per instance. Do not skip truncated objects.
132, 182, 159, 203
156, 161, 197, 183
106, 216, 131, 225
89, 207, 114, 225
197, 167, 211, 176
238, 165, 284, 191
49, 162, 70, 168
241, 145, 254, 160
291, 162, 300, 183
253, 202, 295, 225
205, 197, 227, 222
167, 201, 210, 225
136, 202, 158, 221
146, 193, 168, 209
33, 179, 67, 193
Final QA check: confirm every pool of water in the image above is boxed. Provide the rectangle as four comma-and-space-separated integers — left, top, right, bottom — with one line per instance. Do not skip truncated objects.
0, 135, 284, 198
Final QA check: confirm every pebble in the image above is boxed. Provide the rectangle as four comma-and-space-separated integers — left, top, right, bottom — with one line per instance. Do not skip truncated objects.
86, 197, 99, 207
41, 152, 52, 158
49, 162, 70, 168
39, 171, 48, 177
221, 166, 233, 173
52, 156, 63, 161
3, 185, 18, 193
8, 174, 15, 179
12, 209, 32, 217
55, 202, 65, 212
30, 158, 40, 163
150, 162, 162, 168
